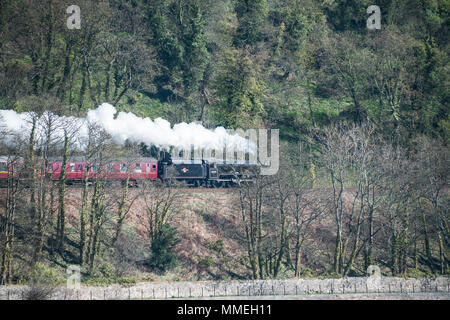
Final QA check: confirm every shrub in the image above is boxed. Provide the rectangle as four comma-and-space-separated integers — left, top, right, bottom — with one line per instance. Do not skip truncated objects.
27, 263, 65, 286
318, 272, 342, 279
148, 224, 181, 273
84, 277, 114, 286
22, 263, 64, 300
300, 267, 316, 278
403, 268, 434, 278
23, 285, 56, 300
99, 263, 116, 278
116, 277, 137, 286
205, 239, 224, 255
83, 276, 137, 286
198, 257, 214, 268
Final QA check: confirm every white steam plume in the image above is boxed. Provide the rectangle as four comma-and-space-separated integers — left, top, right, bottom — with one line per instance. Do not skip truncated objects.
0, 103, 255, 154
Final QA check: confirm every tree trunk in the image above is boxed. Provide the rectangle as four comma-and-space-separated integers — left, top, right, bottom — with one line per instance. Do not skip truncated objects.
56, 131, 69, 253
113, 172, 131, 245
79, 161, 90, 265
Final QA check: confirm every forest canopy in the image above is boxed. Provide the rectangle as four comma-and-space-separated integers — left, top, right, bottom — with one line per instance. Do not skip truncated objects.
0, 0, 448, 144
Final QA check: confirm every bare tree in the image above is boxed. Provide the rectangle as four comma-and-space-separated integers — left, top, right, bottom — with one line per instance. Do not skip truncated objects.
141, 180, 181, 272
112, 143, 142, 246
56, 117, 81, 254
0, 119, 28, 283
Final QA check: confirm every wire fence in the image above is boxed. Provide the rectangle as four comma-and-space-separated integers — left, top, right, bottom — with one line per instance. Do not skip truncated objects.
1, 277, 449, 300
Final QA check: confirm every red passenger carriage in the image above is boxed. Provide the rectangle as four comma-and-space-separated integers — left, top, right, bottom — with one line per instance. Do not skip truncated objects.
1, 157, 158, 186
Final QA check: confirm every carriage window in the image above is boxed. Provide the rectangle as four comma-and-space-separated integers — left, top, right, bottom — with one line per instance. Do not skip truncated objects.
120, 164, 128, 173
70, 164, 75, 172
77, 164, 83, 172
106, 163, 114, 172
0, 162, 7, 172
134, 163, 142, 173
91, 165, 98, 173
152, 164, 156, 172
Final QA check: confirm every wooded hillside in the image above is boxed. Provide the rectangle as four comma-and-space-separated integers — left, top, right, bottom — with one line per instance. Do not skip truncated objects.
0, 0, 448, 285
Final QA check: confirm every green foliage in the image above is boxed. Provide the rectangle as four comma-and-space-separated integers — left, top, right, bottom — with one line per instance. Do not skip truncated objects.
205, 239, 224, 255
213, 49, 266, 128
148, 224, 181, 273
0, 0, 447, 141
99, 263, 116, 278
198, 256, 214, 268
318, 272, 342, 279
323, 0, 370, 31
403, 268, 435, 279
234, 0, 269, 46
19, 263, 65, 286
84, 277, 114, 286
84, 276, 137, 286
299, 267, 316, 278
115, 277, 137, 286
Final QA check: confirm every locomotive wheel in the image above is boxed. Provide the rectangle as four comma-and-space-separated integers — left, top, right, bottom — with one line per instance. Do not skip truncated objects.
213, 181, 223, 188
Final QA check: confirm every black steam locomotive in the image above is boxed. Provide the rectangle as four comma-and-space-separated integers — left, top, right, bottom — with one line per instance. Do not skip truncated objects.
158, 152, 259, 188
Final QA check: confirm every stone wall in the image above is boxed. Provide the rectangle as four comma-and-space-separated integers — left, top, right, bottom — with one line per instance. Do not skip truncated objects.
0, 277, 448, 300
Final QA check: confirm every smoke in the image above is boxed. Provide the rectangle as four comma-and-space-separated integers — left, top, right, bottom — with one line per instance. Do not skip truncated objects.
0, 103, 255, 154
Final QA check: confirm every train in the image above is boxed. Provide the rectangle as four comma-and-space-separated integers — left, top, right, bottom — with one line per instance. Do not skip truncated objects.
0, 154, 259, 188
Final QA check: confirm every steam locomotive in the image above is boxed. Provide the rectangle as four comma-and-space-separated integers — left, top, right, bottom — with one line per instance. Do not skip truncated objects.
0, 153, 259, 188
